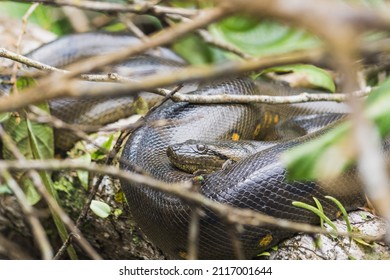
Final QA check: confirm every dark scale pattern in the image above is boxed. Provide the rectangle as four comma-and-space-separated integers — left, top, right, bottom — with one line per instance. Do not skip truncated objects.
20, 33, 367, 259
14, 32, 186, 151
120, 64, 367, 259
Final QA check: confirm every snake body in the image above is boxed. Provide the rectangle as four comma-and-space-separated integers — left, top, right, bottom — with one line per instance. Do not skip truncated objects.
1, 33, 368, 259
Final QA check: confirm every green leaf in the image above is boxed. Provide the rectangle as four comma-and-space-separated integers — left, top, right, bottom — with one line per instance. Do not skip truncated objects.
90, 200, 111, 218
91, 134, 114, 160
0, 2, 71, 35
3, 104, 54, 161
2, 100, 78, 258
103, 22, 127, 32
2, 104, 54, 204
283, 122, 351, 181
16, 76, 36, 91
325, 196, 352, 233
283, 77, 390, 181
353, 238, 374, 248
209, 16, 320, 57
53, 177, 74, 196
292, 201, 338, 232
313, 197, 324, 228
26, 118, 78, 259
134, 97, 150, 115
172, 34, 221, 65
76, 153, 91, 190
0, 113, 10, 123
257, 251, 271, 257
113, 208, 123, 217
0, 184, 12, 195
261, 64, 336, 92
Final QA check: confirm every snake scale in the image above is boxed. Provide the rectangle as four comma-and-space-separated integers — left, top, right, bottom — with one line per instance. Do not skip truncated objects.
1, 33, 369, 259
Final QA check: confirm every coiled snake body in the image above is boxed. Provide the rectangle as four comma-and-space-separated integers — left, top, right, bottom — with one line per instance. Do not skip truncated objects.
1, 33, 367, 259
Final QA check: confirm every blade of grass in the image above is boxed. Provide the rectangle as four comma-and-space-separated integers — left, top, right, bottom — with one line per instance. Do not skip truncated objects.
292, 201, 338, 232
27, 118, 78, 259
313, 197, 324, 228
325, 195, 352, 233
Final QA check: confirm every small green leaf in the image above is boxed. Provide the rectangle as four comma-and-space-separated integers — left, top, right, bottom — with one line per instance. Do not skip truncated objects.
173, 34, 218, 65
134, 97, 149, 115
91, 134, 114, 160
0, 184, 12, 194
76, 153, 91, 190
90, 200, 111, 218
283, 122, 351, 181
313, 197, 324, 228
15, 76, 36, 90
53, 177, 74, 195
209, 16, 320, 57
261, 64, 336, 92
21, 176, 41, 205
257, 251, 271, 257
0, 112, 10, 123
283, 77, 390, 181
113, 208, 123, 217
292, 201, 338, 232
325, 196, 352, 233
103, 22, 126, 32
353, 238, 374, 248
360, 212, 368, 220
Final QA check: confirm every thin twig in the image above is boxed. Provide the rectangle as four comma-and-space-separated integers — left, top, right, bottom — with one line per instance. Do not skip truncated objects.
0, 169, 53, 259
10, 3, 40, 94
0, 48, 324, 112
0, 124, 101, 260
13, 0, 198, 17
0, 158, 383, 242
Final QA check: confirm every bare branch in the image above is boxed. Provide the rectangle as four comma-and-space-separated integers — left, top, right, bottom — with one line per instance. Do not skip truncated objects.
0, 169, 53, 259
0, 158, 383, 242
12, 0, 198, 17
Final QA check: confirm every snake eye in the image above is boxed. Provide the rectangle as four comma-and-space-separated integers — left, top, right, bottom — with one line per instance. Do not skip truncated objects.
196, 144, 206, 153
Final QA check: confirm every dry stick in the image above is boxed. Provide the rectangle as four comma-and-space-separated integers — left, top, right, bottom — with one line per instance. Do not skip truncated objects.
0, 158, 383, 242
119, 13, 149, 41
14, 0, 197, 17
0, 171, 53, 259
0, 125, 101, 259
214, 0, 390, 36
0, 47, 375, 105
0, 124, 53, 260
61, 6, 90, 32
0, 48, 66, 73
164, 14, 249, 58
29, 170, 102, 260
216, 0, 390, 239
27, 105, 123, 152
169, 87, 372, 104
0, 168, 53, 259
0, 48, 323, 113
187, 206, 200, 260
0, 6, 233, 112
10, 3, 40, 94
226, 224, 245, 260
53, 6, 229, 77
0, 233, 34, 260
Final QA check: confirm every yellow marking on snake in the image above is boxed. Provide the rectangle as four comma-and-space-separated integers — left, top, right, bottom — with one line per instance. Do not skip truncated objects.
253, 124, 262, 138
258, 234, 273, 247
273, 114, 279, 124
231, 133, 240, 141
264, 112, 269, 127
